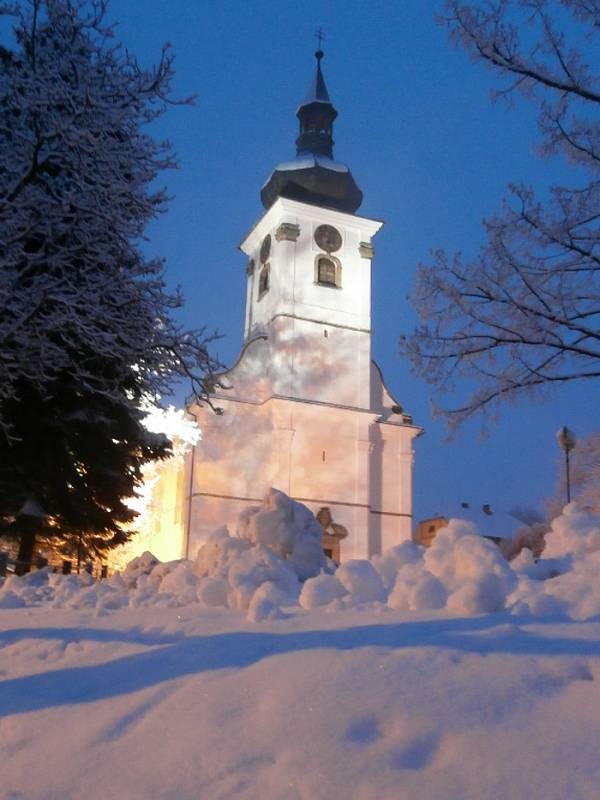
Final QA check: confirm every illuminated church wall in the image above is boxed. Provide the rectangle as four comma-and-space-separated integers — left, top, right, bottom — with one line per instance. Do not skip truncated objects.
182, 195, 421, 561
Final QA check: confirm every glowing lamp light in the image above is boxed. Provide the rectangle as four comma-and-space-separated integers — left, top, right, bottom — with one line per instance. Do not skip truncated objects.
556, 426, 576, 453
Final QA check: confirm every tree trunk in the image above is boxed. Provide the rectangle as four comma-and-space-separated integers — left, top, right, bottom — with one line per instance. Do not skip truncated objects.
16, 527, 36, 575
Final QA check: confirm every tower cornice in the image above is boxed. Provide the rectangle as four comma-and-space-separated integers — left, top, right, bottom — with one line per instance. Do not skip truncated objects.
239, 197, 383, 256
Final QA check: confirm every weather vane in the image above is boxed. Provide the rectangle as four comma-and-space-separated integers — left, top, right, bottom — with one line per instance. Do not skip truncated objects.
315, 27, 325, 50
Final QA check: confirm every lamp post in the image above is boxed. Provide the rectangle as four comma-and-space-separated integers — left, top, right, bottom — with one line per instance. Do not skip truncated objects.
556, 426, 576, 504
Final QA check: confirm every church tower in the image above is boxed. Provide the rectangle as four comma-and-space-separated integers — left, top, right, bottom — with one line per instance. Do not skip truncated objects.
183, 51, 422, 561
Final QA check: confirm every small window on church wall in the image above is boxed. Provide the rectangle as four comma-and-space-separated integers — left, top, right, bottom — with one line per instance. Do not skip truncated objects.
316, 256, 339, 287
258, 264, 270, 299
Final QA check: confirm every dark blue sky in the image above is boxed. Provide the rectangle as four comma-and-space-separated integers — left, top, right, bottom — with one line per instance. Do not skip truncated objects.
106, 0, 597, 523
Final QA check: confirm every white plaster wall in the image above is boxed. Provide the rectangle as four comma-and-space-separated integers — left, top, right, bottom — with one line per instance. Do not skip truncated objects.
377, 424, 416, 516
191, 401, 276, 500
278, 404, 371, 504
187, 496, 253, 560
370, 422, 417, 551
185, 391, 420, 561
375, 513, 414, 554
242, 198, 381, 338
264, 317, 371, 407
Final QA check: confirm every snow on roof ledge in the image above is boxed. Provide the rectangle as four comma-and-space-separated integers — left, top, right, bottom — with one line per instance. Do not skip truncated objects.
274, 155, 349, 174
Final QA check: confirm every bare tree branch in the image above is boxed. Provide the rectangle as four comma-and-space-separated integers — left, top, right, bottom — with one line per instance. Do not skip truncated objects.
402, 2, 600, 429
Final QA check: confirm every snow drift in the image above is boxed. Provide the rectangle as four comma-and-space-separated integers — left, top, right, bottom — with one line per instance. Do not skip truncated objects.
2, 493, 600, 622
510, 504, 600, 620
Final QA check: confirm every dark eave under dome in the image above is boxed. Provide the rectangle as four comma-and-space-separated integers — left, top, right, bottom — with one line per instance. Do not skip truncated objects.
261, 50, 363, 215
261, 155, 363, 214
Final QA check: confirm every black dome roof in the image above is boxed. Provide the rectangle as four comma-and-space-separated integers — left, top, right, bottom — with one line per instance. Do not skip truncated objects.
261, 158, 362, 213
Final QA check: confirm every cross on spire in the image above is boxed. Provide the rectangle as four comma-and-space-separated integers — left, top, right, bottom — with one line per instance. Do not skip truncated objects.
315, 27, 325, 57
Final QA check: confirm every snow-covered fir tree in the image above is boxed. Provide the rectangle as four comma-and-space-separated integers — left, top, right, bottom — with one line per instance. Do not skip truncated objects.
0, 0, 218, 570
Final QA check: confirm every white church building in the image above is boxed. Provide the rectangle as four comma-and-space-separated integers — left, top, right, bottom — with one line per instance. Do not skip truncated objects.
152, 50, 422, 564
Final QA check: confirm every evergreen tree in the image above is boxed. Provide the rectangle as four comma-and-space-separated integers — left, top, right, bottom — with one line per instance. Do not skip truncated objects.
0, 0, 217, 570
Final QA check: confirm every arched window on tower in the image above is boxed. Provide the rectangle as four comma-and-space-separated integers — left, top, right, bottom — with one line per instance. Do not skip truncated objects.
315, 255, 340, 288
258, 264, 270, 299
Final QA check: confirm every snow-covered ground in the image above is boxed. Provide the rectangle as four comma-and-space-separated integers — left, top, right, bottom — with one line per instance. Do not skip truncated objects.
2, 493, 600, 799
2, 605, 599, 799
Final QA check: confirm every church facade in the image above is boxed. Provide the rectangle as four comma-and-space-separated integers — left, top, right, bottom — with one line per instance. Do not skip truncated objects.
176, 51, 421, 562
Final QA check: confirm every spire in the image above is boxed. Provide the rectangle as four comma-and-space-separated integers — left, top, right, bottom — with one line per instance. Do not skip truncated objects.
306, 28, 329, 102
295, 50, 338, 158
260, 45, 363, 214
302, 49, 331, 105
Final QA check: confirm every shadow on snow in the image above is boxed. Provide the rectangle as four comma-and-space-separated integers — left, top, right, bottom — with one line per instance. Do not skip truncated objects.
1, 614, 598, 716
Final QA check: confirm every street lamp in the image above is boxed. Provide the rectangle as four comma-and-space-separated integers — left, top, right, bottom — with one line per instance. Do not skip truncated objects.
556, 426, 576, 504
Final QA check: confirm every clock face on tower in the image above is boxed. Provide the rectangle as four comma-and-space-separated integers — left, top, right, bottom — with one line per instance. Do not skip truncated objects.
314, 224, 342, 253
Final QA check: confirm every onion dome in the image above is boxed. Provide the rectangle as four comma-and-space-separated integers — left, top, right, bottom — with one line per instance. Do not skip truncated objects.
261, 50, 363, 214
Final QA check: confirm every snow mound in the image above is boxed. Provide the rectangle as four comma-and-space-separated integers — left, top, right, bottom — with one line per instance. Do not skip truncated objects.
192, 490, 330, 615
194, 525, 251, 579
371, 540, 423, 591
223, 544, 300, 610
3, 497, 600, 623
0, 490, 326, 621
424, 520, 517, 613
378, 507, 600, 619
236, 488, 327, 581
336, 560, 386, 604
246, 582, 288, 622
543, 503, 600, 560
299, 573, 347, 609
388, 571, 448, 612
509, 505, 600, 620
0, 590, 26, 609
370, 519, 516, 615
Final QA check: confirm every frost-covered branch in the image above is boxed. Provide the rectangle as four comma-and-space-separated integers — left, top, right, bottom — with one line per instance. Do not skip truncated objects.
402, 2, 600, 428
0, 0, 220, 440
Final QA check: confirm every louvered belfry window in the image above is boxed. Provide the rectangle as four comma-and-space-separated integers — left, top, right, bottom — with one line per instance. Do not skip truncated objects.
258, 264, 270, 298
318, 256, 337, 286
